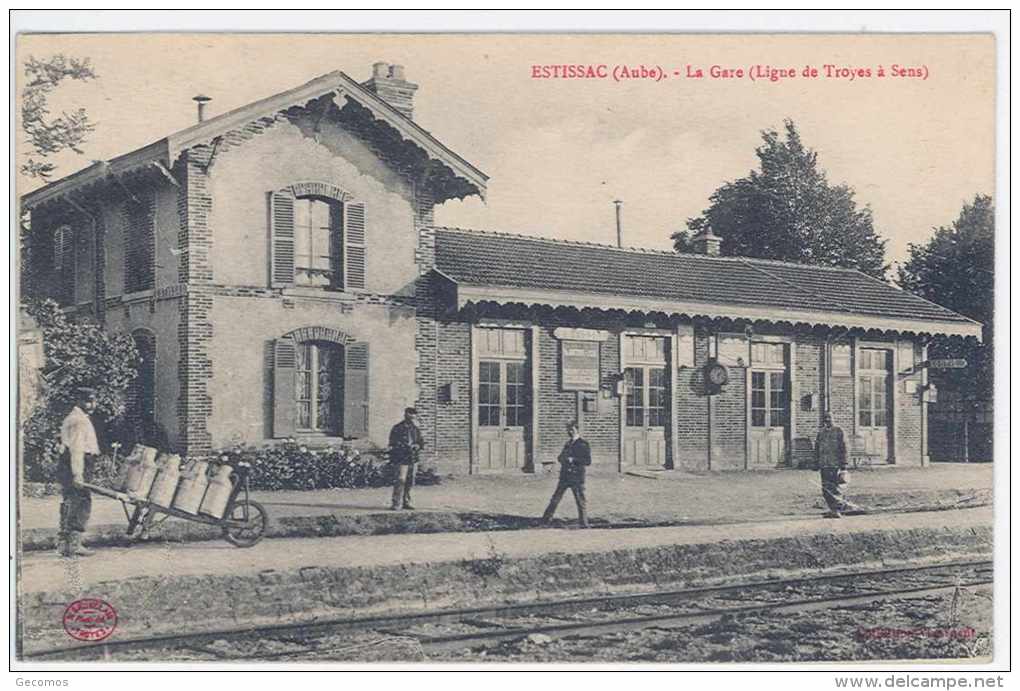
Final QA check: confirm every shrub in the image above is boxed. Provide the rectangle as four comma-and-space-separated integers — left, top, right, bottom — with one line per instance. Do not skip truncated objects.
218, 441, 442, 492
21, 299, 139, 482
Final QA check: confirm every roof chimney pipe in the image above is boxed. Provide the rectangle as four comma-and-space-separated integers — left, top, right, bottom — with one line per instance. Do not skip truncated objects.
613, 200, 623, 248
691, 227, 722, 256
361, 62, 419, 119
193, 94, 211, 123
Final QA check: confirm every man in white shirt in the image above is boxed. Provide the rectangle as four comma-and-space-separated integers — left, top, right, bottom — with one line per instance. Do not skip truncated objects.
56, 388, 100, 557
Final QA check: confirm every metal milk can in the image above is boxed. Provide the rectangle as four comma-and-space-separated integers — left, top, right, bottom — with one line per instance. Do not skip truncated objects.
148, 454, 182, 508
172, 459, 210, 515
129, 446, 160, 498
120, 444, 145, 492
199, 463, 236, 519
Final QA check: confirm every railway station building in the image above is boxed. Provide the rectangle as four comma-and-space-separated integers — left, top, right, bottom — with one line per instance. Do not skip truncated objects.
20, 64, 982, 474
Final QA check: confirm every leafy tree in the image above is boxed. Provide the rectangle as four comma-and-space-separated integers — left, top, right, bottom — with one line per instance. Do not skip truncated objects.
20, 54, 97, 180
21, 299, 139, 481
897, 194, 994, 400
676, 120, 888, 278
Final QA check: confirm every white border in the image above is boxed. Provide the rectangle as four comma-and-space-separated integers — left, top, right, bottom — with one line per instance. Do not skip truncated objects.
7, 9, 1011, 684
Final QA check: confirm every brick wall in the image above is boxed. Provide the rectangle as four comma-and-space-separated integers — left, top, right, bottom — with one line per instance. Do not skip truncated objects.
896, 354, 925, 465
433, 318, 471, 473
792, 335, 824, 467
675, 333, 710, 470
175, 149, 215, 457
711, 366, 746, 470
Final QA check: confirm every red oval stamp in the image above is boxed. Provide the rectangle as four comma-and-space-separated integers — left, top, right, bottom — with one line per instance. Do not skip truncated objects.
63, 598, 117, 642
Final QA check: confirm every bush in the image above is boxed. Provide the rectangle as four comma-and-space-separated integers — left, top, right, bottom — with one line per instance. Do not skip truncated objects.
218, 441, 442, 491
21, 299, 139, 482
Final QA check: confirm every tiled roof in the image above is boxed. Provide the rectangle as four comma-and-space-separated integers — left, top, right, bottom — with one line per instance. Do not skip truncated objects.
433, 227, 977, 327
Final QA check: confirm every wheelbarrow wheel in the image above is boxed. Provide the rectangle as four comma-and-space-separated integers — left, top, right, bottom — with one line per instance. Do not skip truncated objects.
223, 500, 267, 548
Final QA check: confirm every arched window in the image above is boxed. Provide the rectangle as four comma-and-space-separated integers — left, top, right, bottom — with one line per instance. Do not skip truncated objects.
121, 329, 161, 446
293, 196, 342, 288
269, 182, 366, 291
295, 340, 342, 433
272, 327, 369, 439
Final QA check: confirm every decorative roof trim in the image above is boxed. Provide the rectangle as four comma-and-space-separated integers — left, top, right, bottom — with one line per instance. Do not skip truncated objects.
23, 71, 488, 210
452, 283, 983, 340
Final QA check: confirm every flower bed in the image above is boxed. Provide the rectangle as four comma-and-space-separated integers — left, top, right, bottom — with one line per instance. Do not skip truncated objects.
220, 441, 441, 491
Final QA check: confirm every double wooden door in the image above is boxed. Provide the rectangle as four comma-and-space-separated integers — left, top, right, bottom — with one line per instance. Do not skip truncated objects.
622, 335, 669, 468
476, 358, 528, 471
857, 348, 893, 461
748, 341, 790, 467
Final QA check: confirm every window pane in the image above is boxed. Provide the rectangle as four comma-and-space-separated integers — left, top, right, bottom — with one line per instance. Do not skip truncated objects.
479, 361, 500, 427
874, 410, 887, 427
859, 379, 872, 410
769, 371, 785, 392
294, 199, 310, 227
625, 368, 644, 427
860, 410, 872, 427
312, 225, 332, 270
771, 407, 788, 428
311, 199, 330, 228
770, 344, 785, 365
298, 402, 311, 429
752, 409, 766, 427
648, 368, 666, 427
859, 350, 872, 370
751, 388, 766, 409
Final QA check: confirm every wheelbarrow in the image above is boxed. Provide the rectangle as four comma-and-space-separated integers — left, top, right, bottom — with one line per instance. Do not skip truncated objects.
82, 460, 268, 548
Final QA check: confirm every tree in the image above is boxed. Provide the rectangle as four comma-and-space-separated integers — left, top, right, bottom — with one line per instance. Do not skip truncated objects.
20, 54, 97, 181
21, 299, 139, 481
897, 194, 994, 400
675, 120, 888, 278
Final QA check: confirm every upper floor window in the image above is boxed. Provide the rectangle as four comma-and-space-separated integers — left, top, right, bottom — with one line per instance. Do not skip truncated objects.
53, 224, 76, 305
294, 197, 342, 288
270, 183, 366, 291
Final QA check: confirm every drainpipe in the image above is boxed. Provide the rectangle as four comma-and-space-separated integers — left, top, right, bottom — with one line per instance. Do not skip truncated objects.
613, 200, 623, 248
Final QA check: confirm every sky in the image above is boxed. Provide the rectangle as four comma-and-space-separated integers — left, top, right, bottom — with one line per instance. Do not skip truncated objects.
16, 33, 995, 268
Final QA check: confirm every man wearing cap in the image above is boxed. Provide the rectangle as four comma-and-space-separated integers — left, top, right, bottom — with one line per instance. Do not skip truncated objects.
816, 411, 852, 518
56, 388, 100, 557
541, 420, 592, 528
388, 407, 425, 510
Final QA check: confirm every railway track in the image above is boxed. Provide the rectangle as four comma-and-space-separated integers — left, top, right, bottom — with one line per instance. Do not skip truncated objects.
27, 558, 992, 661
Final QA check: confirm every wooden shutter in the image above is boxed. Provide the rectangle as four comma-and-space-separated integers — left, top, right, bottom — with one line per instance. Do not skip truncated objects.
57, 226, 76, 305
272, 338, 297, 438
344, 202, 366, 290
342, 342, 369, 438
269, 189, 296, 287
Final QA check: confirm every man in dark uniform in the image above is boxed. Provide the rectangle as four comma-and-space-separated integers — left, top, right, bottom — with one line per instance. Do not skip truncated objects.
541, 421, 591, 528
816, 411, 851, 518
56, 387, 100, 557
388, 407, 425, 510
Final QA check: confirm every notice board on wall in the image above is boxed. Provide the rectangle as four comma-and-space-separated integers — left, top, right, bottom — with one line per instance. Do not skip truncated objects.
561, 340, 600, 391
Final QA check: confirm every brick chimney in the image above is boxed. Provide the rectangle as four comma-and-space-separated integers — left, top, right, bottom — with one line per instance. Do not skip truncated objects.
691, 228, 722, 256
361, 62, 419, 119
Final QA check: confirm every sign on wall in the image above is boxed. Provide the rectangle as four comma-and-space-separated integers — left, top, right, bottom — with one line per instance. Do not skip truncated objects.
676, 324, 695, 368
561, 340, 600, 391
716, 333, 749, 367
830, 343, 852, 376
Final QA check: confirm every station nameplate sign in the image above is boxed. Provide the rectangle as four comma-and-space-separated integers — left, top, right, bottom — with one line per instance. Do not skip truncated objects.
920, 359, 968, 369
717, 333, 749, 367
562, 340, 600, 391
552, 327, 610, 342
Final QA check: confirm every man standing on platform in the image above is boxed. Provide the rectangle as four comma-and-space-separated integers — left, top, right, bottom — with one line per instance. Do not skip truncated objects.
389, 407, 425, 511
56, 387, 100, 557
541, 421, 592, 528
816, 411, 853, 518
